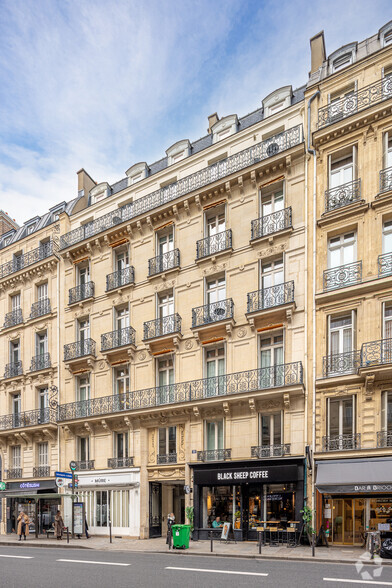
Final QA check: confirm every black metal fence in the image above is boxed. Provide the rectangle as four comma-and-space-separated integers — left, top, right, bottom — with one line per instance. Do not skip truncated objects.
106, 267, 135, 291
0, 407, 55, 430
192, 298, 234, 328
247, 281, 294, 313
101, 327, 136, 351
7, 468, 22, 479
4, 308, 23, 328
251, 207, 292, 240
323, 261, 362, 291
107, 457, 134, 468
74, 460, 95, 470
30, 298, 51, 319
322, 434, 361, 451
324, 179, 361, 212
0, 241, 53, 279
323, 351, 361, 377
251, 444, 291, 458
196, 230, 232, 259
33, 466, 50, 477
4, 361, 23, 379
64, 339, 96, 361
30, 353, 51, 372
361, 338, 392, 367
157, 453, 177, 464
380, 166, 392, 194
378, 252, 392, 278
197, 449, 231, 462
377, 431, 392, 448
69, 282, 95, 304
143, 314, 182, 340
148, 249, 180, 276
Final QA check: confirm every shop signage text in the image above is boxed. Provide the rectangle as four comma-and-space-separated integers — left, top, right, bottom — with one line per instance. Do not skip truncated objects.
20, 482, 40, 489
193, 463, 299, 486
217, 470, 269, 481
354, 484, 392, 493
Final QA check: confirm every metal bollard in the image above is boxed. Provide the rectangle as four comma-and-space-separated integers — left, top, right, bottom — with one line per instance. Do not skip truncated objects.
109, 521, 112, 544
258, 532, 262, 555
371, 534, 374, 560
210, 535, 213, 552
312, 532, 315, 557
168, 530, 172, 550
67, 527, 69, 544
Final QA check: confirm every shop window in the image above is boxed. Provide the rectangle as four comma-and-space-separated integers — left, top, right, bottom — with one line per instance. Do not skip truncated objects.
329, 146, 356, 189
96, 490, 108, 527
259, 332, 284, 387
205, 346, 225, 396
202, 486, 241, 528
259, 412, 283, 448
158, 427, 176, 458
326, 396, 356, 450
328, 232, 356, 269
114, 432, 129, 459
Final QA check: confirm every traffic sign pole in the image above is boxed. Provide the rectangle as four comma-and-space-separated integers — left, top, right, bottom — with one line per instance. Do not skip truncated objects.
70, 461, 77, 540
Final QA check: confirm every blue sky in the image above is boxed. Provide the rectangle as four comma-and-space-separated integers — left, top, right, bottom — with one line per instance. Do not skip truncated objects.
0, 0, 391, 224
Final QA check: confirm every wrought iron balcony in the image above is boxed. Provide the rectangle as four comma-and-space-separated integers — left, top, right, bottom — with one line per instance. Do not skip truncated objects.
107, 457, 134, 468
377, 430, 392, 448
378, 252, 392, 278
69, 282, 95, 305
74, 460, 95, 471
247, 281, 294, 313
197, 449, 231, 462
361, 338, 392, 367
251, 444, 291, 458
4, 361, 23, 379
58, 362, 303, 422
318, 77, 392, 129
0, 241, 53, 280
380, 166, 392, 194
4, 308, 23, 328
324, 179, 361, 213
322, 351, 361, 377
0, 408, 54, 431
157, 453, 177, 464
30, 353, 51, 372
196, 229, 232, 260
251, 207, 292, 240
30, 298, 51, 319
322, 434, 361, 451
60, 125, 304, 250
148, 249, 180, 276
143, 313, 182, 340
7, 468, 22, 479
106, 267, 135, 291
192, 298, 234, 328
101, 326, 136, 351
323, 261, 362, 291
33, 466, 50, 477
64, 339, 96, 361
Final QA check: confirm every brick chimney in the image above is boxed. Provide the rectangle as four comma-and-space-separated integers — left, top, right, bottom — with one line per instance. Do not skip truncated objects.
207, 113, 219, 134
310, 31, 326, 74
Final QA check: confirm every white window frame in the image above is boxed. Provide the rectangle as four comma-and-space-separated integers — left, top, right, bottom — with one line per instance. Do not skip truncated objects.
259, 412, 283, 446
113, 366, 130, 395
114, 432, 129, 459
37, 442, 48, 467
260, 184, 285, 217
328, 146, 356, 189
37, 282, 48, 301
11, 293, 21, 311
157, 290, 174, 318
158, 427, 176, 456
205, 275, 226, 305
12, 445, 21, 469
204, 419, 224, 451
327, 232, 356, 269
326, 396, 356, 437
76, 375, 90, 402
35, 331, 48, 356
328, 311, 356, 356
78, 437, 90, 462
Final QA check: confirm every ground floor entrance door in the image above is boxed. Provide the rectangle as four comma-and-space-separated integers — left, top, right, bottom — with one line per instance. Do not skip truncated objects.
149, 482, 162, 538
324, 498, 365, 545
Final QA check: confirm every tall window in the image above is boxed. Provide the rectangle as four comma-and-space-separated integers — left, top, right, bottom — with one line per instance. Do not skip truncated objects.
115, 307, 129, 331
11, 445, 21, 470
384, 131, 392, 170
37, 442, 48, 467
261, 186, 284, 217
158, 230, 174, 256
77, 376, 90, 402
206, 208, 225, 237
328, 313, 355, 356
260, 332, 284, 387
11, 293, 21, 311
114, 432, 129, 459
158, 427, 176, 457
261, 259, 284, 289
206, 276, 226, 305
115, 249, 129, 272
10, 339, 20, 364
328, 232, 356, 268
12, 394, 21, 427
205, 346, 225, 397
205, 420, 224, 452
260, 413, 283, 447
37, 283, 48, 301
384, 303, 392, 340
381, 391, 392, 432
78, 318, 90, 344
38, 387, 49, 420
113, 366, 130, 395
157, 357, 174, 405
35, 331, 48, 356
158, 291, 174, 318
383, 220, 392, 254
329, 147, 356, 188
77, 264, 90, 286
326, 396, 356, 449
78, 437, 89, 462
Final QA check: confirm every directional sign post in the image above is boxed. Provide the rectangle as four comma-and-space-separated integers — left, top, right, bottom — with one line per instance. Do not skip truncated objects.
55, 471, 73, 479
69, 461, 77, 538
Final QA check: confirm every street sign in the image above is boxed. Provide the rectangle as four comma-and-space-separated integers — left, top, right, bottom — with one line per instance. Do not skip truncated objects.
69, 461, 77, 471
0, 482, 6, 490
56, 478, 65, 488
55, 471, 73, 479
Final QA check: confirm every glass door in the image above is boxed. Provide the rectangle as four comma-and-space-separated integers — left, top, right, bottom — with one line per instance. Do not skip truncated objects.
343, 499, 354, 544
149, 482, 162, 537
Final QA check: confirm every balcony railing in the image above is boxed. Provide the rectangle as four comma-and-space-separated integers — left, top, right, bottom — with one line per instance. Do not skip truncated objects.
251, 207, 292, 240
251, 444, 291, 458
323, 261, 362, 292
106, 267, 135, 291
7, 468, 22, 479
69, 282, 95, 305
322, 434, 361, 451
378, 252, 392, 278
196, 229, 232, 260
377, 430, 392, 448
380, 166, 392, 194
4, 361, 23, 379
0, 408, 54, 431
58, 362, 303, 422
101, 327, 136, 351
322, 351, 361, 377
74, 460, 95, 471
325, 179, 361, 213
33, 466, 50, 477
60, 125, 304, 250
64, 339, 96, 361
192, 298, 234, 328
30, 353, 51, 372
30, 298, 51, 319
0, 241, 53, 280
143, 313, 182, 340
148, 249, 180, 276
247, 281, 294, 313
197, 449, 231, 462
361, 338, 392, 367
107, 457, 134, 468
318, 77, 392, 129
4, 308, 23, 328
157, 453, 177, 464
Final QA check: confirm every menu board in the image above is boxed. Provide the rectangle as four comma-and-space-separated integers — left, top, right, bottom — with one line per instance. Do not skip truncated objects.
73, 502, 84, 535
221, 522, 231, 541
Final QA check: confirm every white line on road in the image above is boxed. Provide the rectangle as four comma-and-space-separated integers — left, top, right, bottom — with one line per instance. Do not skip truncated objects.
165, 566, 268, 577
324, 578, 392, 586
56, 559, 131, 566
0, 555, 34, 559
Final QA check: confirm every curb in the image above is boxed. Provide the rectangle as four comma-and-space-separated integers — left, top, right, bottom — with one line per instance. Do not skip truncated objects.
0, 541, 90, 550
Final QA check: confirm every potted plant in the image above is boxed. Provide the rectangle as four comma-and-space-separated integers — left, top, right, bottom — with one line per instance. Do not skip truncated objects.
234, 510, 241, 529
300, 505, 315, 545
185, 506, 194, 540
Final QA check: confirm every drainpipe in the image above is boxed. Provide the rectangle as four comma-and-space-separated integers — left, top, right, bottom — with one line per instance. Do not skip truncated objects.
303, 110, 309, 505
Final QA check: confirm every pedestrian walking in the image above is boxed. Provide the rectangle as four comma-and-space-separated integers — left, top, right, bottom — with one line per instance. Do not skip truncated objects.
54, 510, 64, 540
17, 511, 30, 541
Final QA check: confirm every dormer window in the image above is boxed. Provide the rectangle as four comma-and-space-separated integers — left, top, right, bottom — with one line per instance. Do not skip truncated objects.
332, 53, 352, 72
27, 225, 35, 234
380, 22, 392, 47
49, 202, 66, 222
329, 43, 356, 74
89, 182, 109, 204
126, 162, 148, 186
262, 86, 292, 118
212, 115, 238, 144
166, 140, 191, 166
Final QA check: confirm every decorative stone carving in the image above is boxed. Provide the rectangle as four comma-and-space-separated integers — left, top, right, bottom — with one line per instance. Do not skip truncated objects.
365, 373, 376, 397
237, 327, 247, 339
138, 351, 147, 361
184, 339, 194, 350
283, 393, 290, 410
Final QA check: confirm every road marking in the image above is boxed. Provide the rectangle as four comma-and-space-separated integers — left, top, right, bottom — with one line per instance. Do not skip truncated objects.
0, 555, 34, 559
165, 567, 268, 577
324, 579, 392, 586
57, 559, 131, 566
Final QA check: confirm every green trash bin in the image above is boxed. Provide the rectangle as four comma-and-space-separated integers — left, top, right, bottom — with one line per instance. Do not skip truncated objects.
171, 524, 191, 549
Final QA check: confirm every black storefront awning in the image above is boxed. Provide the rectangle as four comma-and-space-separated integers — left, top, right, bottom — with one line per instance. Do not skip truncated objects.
316, 457, 392, 494
192, 458, 303, 486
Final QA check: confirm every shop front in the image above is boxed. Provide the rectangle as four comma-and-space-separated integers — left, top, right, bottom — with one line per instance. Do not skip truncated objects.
191, 458, 304, 540
316, 457, 392, 545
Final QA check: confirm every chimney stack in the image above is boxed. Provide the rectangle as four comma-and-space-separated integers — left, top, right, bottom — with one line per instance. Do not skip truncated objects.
207, 113, 219, 134
310, 31, 326, 74
76, 168, 97, 197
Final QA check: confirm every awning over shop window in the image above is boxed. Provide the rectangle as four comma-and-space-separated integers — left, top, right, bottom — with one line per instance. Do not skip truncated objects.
316, 457, 392, 494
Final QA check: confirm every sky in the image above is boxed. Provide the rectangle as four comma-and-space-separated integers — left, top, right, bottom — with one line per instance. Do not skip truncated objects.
0, 0, 391, 226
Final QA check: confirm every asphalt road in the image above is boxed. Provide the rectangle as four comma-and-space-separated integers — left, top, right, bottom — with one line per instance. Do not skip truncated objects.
1, 545, 392, 587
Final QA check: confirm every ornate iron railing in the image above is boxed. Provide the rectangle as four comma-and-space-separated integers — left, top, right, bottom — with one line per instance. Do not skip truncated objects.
143, 313, 182, 340
7, 468, 22, 479
380, 166, 392, 194
0, 408, 54, 430
325, 179, 361, 212
251, 444, 291, 458
322, 434, 361, 451
30, 298, 51, 319
64, 339, 96, 361
106, 267, 135, 291
68, 282, 95, 305
247, 281, 294, 313
33, 466, 50, 477
323, 351, 361, 377
4, 361, 23, 379
323, 261, 362, 291
378, 252, 392, 278
57, 362, 303, 422
377, 430, 392, 448
4, 308, 23, 328
361, 338, 392, 367
74, 460, 95, 471
196, 229, 232, 260
197, 449, 231, 462
60, 125, 304, 250
157, 453, 177, 464
192, 298, 234, 328
0, 241, 53, 280
101, 327, 136, 351
251, 207, 292, 240
318, 77, 392, 129
107, 457, 134, 468
30, 353, 51, 372
148, 249, 180, 276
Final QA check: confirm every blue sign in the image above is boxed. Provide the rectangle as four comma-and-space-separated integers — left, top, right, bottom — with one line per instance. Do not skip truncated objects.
55, 471, 73, 479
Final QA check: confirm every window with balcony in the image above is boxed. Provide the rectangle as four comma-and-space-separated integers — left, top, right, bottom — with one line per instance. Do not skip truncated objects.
383, 220, 392, 254
78, 436, 90, 462
38, 387, 49, 420
11, 445, 21, 469
37, 282, 48, 300
325, 396, 357, 451
380, 132, 392, 193
35, 331, 48, 356
115, 248, 129, 273
77, 318, 90, 343
206, 276, 225, 305
11, 293, 21, 311
77, 264, 90, 286
328, 232, 356, 268
256, 412, 286, 457
13, 251, 23, 271
206, 207, 225, 239
12, 393, 21, 427
113, 366, 130, 396
37, 442, 48, 468
261, 185, 284, 217
158, 427, 176, 463
202, 420, 225, 461
77, 376, 90, 402
115, 306, 129, 331
115, 432, 129, 459
158, 291, 174, 319
329, 147, 356, 189
205, 346, 225, 397
384, 131, 392, 170
157, 357, 174, 405
260, 332, 284, 387
158, 228, 173, 257
261, 258, 284, 289
380, 391, 392, 447
327, 312, 357, 375
10, 339, 20, 365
